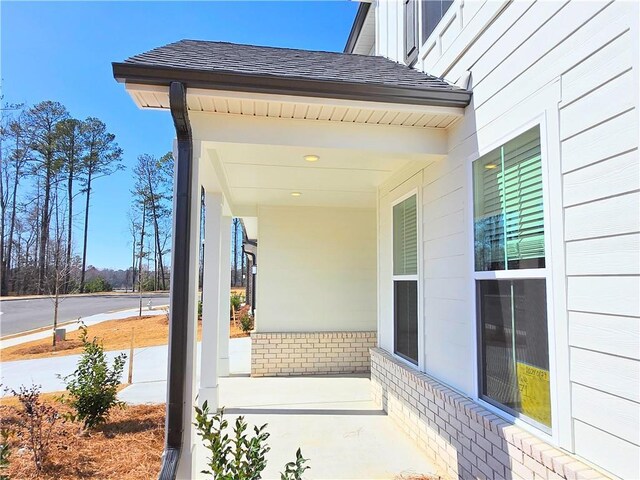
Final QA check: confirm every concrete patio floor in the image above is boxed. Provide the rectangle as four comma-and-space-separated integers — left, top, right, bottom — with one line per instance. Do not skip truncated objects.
195, 375, 437, 480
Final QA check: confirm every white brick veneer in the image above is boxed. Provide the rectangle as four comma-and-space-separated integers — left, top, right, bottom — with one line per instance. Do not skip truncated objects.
370, 348, 612, 480
251, 331, 376, 377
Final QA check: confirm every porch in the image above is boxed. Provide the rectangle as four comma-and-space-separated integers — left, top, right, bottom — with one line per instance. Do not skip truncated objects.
112, 39, 470, 479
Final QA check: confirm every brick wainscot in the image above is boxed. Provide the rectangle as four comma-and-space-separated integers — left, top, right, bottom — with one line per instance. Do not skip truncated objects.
251, 331, 376, 377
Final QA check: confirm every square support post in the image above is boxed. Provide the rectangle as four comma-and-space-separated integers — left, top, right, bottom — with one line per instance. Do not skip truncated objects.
198, 191, 223, 407
172, 140, 201, 480
218, 215, 232, 377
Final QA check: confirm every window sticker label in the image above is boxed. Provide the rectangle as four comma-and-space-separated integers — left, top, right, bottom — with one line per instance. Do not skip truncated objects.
517, 362, 551, 427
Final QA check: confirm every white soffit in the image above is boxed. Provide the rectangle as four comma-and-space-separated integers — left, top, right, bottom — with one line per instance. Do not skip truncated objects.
206, 142, 434, 212
125, 84, 464, 129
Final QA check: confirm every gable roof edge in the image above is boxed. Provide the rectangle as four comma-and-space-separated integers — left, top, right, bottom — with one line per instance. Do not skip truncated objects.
112, 62, 472, 108
344, 2, 372, 54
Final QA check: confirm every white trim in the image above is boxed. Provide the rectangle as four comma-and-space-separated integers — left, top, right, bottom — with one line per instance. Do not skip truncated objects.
468, 114, 562, 441
474, 269, 547, 280
477, 397, 555, 442
390, 187, 425, 371
541, 84, 572, 451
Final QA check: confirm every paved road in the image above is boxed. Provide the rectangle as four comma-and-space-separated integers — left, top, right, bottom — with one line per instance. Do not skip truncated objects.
0, 292, 170, 336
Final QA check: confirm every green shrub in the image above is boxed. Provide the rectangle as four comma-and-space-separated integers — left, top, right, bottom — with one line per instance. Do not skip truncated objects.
281, 448, 310, 480
240, 313, 254, 333
59, 325, 126, 429
198, 300, 203, 318
0, 429, 11, 480
230, 292, 244, 311
194, 402, 309, 480
83, 276, 113, 293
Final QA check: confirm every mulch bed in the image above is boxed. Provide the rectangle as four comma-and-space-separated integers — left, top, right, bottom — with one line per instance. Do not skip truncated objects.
0, 403, 164, 479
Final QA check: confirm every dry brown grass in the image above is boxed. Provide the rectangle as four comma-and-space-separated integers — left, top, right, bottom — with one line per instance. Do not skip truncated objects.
0, 390, 67, 408
1, 312, 250, 362
0, 402, 164, 479
0, 314, 202, 362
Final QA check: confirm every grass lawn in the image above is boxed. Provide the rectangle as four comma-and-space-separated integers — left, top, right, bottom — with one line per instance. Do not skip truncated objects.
1, 312, 250, 362
0, 402, 164, 479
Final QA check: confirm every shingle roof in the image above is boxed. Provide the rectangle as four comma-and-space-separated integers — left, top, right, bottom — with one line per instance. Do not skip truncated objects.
124, 40, 460, 92
114, 40, 472, 107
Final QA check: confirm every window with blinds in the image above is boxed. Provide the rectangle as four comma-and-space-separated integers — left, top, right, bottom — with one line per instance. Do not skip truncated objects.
473, 126, 544, 271
472, 125, 551, 431
393, 195, 418, 276
393, 194, 419, 364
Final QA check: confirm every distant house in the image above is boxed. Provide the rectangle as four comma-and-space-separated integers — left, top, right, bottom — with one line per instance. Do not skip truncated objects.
113, 1, 639, 479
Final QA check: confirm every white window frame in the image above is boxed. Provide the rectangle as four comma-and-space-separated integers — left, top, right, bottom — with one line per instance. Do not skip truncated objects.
391, 188, 425, 371
466, 114, 562, 443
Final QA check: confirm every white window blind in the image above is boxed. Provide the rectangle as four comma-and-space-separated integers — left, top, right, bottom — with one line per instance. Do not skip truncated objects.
473, 126, 544, 271
393, 195, 418, 276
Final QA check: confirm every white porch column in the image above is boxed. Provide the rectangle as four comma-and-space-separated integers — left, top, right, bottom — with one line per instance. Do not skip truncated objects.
218, 215, 232, 377
198, 191, 222, 407
175, 140, 202, 480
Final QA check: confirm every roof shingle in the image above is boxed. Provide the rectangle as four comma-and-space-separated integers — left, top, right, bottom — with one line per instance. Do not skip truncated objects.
123, 40, 461, 92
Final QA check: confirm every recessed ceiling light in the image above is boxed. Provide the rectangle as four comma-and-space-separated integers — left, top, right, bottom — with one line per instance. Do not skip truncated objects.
290, 191, 302, 197
484, 163, 498, 169
304, 154, 320, 162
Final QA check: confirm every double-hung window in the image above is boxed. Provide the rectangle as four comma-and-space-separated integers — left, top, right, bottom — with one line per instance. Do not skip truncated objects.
404, 0, 454, 65
393, 194, 419, 365
472, 126, 551, 431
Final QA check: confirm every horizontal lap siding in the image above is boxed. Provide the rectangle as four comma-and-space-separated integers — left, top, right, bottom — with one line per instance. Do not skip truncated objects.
375, 0, 639, 478
422, 157, 473, 394
557, 4, 639, 478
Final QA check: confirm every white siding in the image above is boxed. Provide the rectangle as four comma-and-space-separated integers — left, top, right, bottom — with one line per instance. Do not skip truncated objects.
256, 206, 377, 333
375, 1, 639, 477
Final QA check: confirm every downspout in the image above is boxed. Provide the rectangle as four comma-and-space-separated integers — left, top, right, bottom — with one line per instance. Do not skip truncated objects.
242, 239, 257, 316
158, 81, 193, 480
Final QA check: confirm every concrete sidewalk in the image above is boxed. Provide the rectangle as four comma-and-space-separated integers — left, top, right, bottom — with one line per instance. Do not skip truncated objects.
0, 337, 251, 397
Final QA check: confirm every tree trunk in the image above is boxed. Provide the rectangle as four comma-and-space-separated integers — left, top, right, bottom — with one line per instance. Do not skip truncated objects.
65, 158, 74, 293
131, 231, 137, 293
137, 203, 146, 299
5, 161, 22, 294
79, 170, 92, 293
38, 162, 52, 295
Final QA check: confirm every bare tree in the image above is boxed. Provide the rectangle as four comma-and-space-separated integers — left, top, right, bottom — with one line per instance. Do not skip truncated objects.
79, 117, 123, 293
0, 105, 33, 295
132, 152, 173, 291
55, 118, 86, 293
24, 101, 69, 294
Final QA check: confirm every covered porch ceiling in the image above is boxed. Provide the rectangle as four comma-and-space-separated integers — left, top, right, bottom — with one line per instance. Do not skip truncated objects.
113, 39, 472, 237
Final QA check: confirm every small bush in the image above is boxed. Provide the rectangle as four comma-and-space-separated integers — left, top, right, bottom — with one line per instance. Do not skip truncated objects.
5, 385, 58, 472
230, 292, 244, 311
83, 276, 113, 293
239, 312, 253, 333
59, 325, 126, 429
198, 300, 203, 318
0, 429, 11, 480
281, 448, 310, 480
194, 402, 309, 480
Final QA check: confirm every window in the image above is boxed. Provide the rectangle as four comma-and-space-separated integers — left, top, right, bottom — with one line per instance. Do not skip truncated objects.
393, 194, 419, 364
421, 0, 453, 44
473, 126, 551, 430
404, 0, 419, 65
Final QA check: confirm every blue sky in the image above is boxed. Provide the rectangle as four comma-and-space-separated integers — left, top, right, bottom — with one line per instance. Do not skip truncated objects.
1, 1, 357, 269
